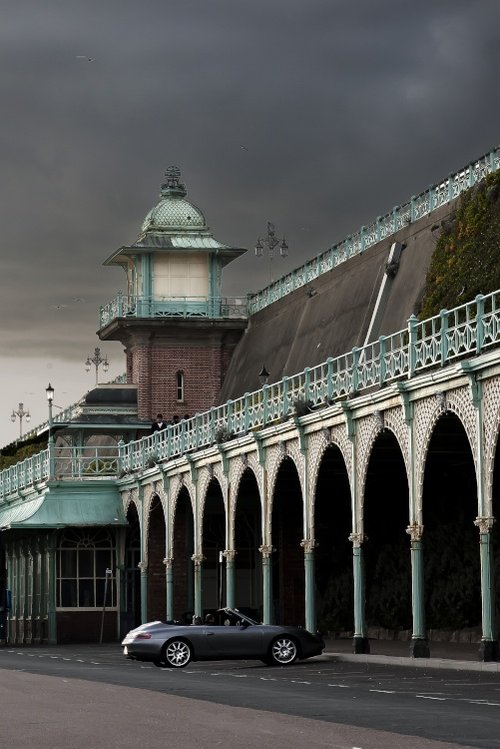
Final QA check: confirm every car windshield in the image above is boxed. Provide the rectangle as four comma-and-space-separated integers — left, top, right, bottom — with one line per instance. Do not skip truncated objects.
215, 608, 260, 626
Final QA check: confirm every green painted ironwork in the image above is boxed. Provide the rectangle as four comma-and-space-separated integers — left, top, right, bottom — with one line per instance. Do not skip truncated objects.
99, 293, 248, 328
248, 147, 500, 314
120, 289, 500, 473
3, 287, 500, 498
0, 445, 120, 501
304, 549, 316, 634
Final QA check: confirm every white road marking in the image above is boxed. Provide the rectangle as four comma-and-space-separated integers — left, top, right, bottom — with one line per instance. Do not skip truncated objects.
416, 695, 446, 701
328, 683, 350, 688
370, 689, 395, 694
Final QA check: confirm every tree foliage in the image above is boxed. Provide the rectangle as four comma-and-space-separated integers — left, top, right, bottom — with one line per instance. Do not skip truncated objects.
0, 440, 47, 471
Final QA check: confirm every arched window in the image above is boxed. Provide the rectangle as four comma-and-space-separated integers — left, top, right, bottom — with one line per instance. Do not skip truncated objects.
57, 528, 115, 609
176, 370, 184, 402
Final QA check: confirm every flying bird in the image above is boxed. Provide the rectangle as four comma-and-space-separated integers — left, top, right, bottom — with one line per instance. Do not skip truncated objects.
51, 304, 68, 310
240, 145, 249, 152
76, 56, 95, 62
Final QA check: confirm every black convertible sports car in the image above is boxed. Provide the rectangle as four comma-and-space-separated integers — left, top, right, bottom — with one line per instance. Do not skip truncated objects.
122, 607, 324, 668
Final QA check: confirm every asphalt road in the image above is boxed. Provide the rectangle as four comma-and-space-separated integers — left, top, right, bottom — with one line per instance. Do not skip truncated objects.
1, 645, 499, 748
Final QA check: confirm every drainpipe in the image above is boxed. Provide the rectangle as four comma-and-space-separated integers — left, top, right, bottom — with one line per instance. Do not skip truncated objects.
359, 241, 404, 360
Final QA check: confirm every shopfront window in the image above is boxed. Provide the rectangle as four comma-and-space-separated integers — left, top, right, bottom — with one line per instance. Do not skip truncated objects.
57, 529, 115, 609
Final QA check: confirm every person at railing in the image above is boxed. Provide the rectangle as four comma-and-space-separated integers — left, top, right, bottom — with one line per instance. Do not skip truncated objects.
151, 413, 168, 432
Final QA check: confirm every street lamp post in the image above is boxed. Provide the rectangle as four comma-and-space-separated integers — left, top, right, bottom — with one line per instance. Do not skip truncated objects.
255, 221, 288, 284
85, 347, 109, 385
10, 402, 30, 438
46, 383, 54, 478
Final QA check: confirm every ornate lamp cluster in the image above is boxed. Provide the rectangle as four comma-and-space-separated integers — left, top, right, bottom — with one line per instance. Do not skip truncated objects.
255, 221, 289, 284
85, 347, 109, 385
10, 402, 30, 438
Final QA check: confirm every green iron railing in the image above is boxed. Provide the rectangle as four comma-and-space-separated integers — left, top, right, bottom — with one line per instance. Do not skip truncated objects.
0, 445, 119, 501
119, 289, 500, 473
248, 146, 500, 314
99, 294, 248, 328
3, 288, 500, 498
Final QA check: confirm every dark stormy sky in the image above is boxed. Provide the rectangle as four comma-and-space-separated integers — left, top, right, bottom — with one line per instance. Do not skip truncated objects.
2, 0, 500, 444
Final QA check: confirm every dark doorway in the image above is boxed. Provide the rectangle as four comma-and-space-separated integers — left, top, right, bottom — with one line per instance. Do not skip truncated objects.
272, 457, 304, 625
202, 479, 225, 612
422, 412, 480, 631
173, 488, 194, 621
314, 444, 352, 633
147, 495, 166, 621
123, 505, 140, 634
364, 430, 411, 631
493, 427, 500, 637
234, 468, 262, 620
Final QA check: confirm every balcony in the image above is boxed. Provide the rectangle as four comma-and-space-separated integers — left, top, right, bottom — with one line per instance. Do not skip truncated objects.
99, 293, 249, 329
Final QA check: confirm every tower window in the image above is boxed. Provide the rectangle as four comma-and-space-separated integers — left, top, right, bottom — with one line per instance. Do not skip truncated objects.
176, 370, 184, 402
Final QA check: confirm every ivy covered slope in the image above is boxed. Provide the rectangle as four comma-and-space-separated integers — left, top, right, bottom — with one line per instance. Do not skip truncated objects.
419, 171, 500, 319
0, 437, 47, 471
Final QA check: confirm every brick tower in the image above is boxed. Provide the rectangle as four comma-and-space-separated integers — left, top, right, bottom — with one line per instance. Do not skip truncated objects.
98, 167, 248, 421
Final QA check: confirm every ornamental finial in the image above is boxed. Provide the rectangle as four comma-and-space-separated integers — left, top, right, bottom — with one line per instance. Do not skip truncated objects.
160, 166, 187, 198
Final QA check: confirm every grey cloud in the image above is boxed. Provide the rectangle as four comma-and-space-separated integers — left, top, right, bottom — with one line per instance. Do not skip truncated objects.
1, 0, 500, 359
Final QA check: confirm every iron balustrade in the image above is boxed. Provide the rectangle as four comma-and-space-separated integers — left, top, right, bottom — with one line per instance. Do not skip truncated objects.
99, 294, 248, 328
118, 290, 500, 473
248, 146, 500, 315
2, 288, 500, 497
0, 445, 119, 501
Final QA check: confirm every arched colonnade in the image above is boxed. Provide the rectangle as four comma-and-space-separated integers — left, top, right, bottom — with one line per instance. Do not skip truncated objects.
120, 374, 500, 659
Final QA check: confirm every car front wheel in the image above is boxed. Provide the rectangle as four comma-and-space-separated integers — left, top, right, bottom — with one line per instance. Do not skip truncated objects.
269, 636, 298, 665
163, 639, 192, 668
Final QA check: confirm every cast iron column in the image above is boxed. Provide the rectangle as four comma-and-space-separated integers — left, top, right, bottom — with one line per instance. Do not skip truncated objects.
192, 554, 204, 619
164, 557, 174, 621
138, 561, 148, 624
47, 534, 57, 645
302, 538, 316, 633
475, 517, 498, 661
350, 532, 370, 654
260, 545, 273, 624
407, 522, 429, 657
224, 550, 236, 609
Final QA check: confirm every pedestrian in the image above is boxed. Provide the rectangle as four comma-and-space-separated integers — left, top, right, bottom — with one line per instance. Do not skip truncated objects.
151, 413, 167, 432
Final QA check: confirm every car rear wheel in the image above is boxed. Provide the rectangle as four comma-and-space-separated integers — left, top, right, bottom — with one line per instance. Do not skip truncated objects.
163, 639, 192, 668
269, 636, 298, 665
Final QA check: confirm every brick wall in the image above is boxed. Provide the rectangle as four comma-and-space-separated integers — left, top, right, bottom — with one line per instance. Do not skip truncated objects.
130, 344, 225, 421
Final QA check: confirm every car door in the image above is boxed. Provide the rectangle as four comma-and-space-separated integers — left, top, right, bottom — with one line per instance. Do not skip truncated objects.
203, 623, 264, 659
